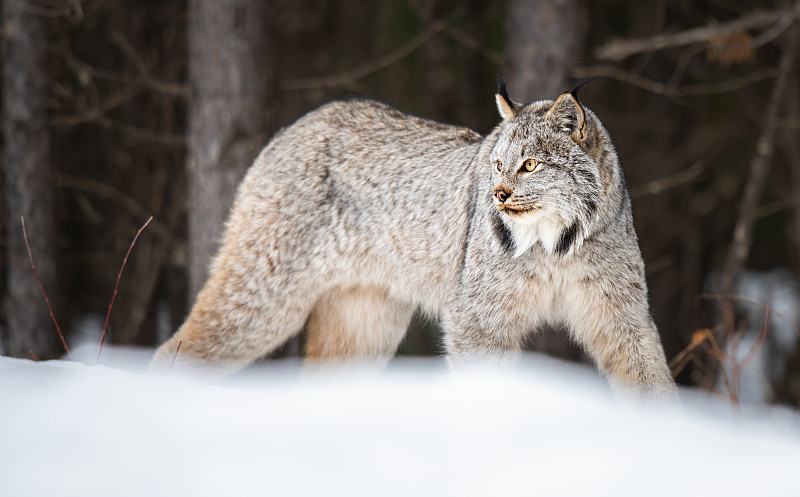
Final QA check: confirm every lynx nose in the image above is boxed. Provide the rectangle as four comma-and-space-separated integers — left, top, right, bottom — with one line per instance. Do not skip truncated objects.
493, 188, 510, 204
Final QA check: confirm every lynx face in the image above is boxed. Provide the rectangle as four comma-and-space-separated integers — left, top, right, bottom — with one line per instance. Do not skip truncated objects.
490, 94, 603, 257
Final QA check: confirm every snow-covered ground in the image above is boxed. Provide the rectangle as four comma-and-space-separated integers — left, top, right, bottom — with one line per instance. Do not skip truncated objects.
1, 350, 799, 497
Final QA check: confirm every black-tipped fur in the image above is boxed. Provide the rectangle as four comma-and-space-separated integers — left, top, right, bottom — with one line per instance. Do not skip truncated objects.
496, 73, 512, 108
490, 211, 516, 254
555, 221, 580, 255
566, 77, 595, 101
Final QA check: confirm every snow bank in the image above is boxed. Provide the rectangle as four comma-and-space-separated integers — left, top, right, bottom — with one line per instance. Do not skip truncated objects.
1, 353, 799, 497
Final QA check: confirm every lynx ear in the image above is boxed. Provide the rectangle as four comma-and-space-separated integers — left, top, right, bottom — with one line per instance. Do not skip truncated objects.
545, 79, 594, 143
495, 74, 518, 121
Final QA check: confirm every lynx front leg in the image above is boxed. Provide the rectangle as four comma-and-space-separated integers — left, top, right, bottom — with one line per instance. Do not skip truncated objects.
565, 276, 679, 401
441, 307, 527, 369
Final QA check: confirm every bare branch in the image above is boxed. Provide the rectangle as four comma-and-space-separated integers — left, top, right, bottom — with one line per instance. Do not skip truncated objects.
50, 85, 141, 127
93, 116, 185, 146
752, 13, 795, 47
784, 70, 800, 271
57, 174, 171, 241
631, 160, 705, 198
97, 216, 154, 361
109, 29, 150, 77
718, 26, 799, 294
594, 5, 800, 61
281, 18, 453, 91
437, 22, 504, 64
21, 217, 72, 360
50, 45, 188, 97
571, 64, 777, 97
406, 2, 505, 65
23, 0, 83, 20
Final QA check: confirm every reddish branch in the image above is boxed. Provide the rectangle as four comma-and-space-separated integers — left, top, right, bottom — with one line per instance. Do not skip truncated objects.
21, 217, 72, 360
97, 216, 153, 362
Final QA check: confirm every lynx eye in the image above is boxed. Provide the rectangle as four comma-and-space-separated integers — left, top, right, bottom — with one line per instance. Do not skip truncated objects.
520, 159, 540, 174
493, 160, 503, 174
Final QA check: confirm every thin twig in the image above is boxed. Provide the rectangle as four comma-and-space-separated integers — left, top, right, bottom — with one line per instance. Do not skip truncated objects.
784, 70, 800, 272
29, 350, 39, 362
594, 5, 800, 61
698, 293, 800, 338
281, 17, 455, 90
109, 29, 149, 77
571, 65, 777, 97
93, 116, 186, 146
58, 174, 170, 240
752, 14, 795, 47
668, 45, 705, 88
669, 328, 713, 375
22, 0, 83, 20
97, 216, 153, 362
168, 340, 183, 373
50, 85, 142, 127
437, 23, 504, 65
755, 195, 800, 218
631, 160, 705, 198
21, 217, 72, 360
50, 42, 188, 97
407, 3, 504, 65
739, 306, 771, 371
706, 332, 738, 406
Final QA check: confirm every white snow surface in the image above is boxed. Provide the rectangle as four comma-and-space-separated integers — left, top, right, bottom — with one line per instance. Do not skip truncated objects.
1, 351, 800, 497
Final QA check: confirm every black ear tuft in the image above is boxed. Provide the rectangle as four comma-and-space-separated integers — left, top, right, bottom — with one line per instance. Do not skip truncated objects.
496, 73, 511, 103
495, 73, 516, 121
566, 77, 596, 101
546, 80, 591, 143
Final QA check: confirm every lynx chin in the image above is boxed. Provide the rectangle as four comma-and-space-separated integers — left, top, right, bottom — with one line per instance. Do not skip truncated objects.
150, 77, 678, 401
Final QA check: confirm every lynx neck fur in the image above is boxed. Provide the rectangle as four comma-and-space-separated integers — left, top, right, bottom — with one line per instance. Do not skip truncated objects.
150, 79, 679, 401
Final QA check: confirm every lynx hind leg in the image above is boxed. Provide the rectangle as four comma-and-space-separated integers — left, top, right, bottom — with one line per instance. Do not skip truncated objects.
304, 286, 415, 369
149, 260, 316, 378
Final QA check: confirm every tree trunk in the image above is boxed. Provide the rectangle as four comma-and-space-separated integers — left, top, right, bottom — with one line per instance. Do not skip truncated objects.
2, 0, 60, 358
505, 0, 585, 361
187, 0, 275, 301
505, 0, 584, 102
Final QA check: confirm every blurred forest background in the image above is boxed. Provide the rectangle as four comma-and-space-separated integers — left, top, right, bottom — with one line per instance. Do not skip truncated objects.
2, 0, 799, 406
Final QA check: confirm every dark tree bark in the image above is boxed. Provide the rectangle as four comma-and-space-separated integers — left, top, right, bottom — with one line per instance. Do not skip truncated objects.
505, 0, 584, 102
2, 0, 60, 357
505, 0, 585, 361
187, 0, 275, 300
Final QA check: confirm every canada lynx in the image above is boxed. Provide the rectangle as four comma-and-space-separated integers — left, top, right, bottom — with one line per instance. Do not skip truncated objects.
151, 78, 678, 400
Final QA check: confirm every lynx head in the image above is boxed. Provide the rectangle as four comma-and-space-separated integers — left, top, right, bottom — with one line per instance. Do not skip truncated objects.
489, 76, 618, 257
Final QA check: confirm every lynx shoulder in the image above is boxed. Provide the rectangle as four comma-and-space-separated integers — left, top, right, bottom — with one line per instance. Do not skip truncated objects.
150, 81, 678, 401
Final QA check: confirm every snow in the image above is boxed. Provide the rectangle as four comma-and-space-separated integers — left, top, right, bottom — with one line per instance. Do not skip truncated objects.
1, 351, 799, 497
